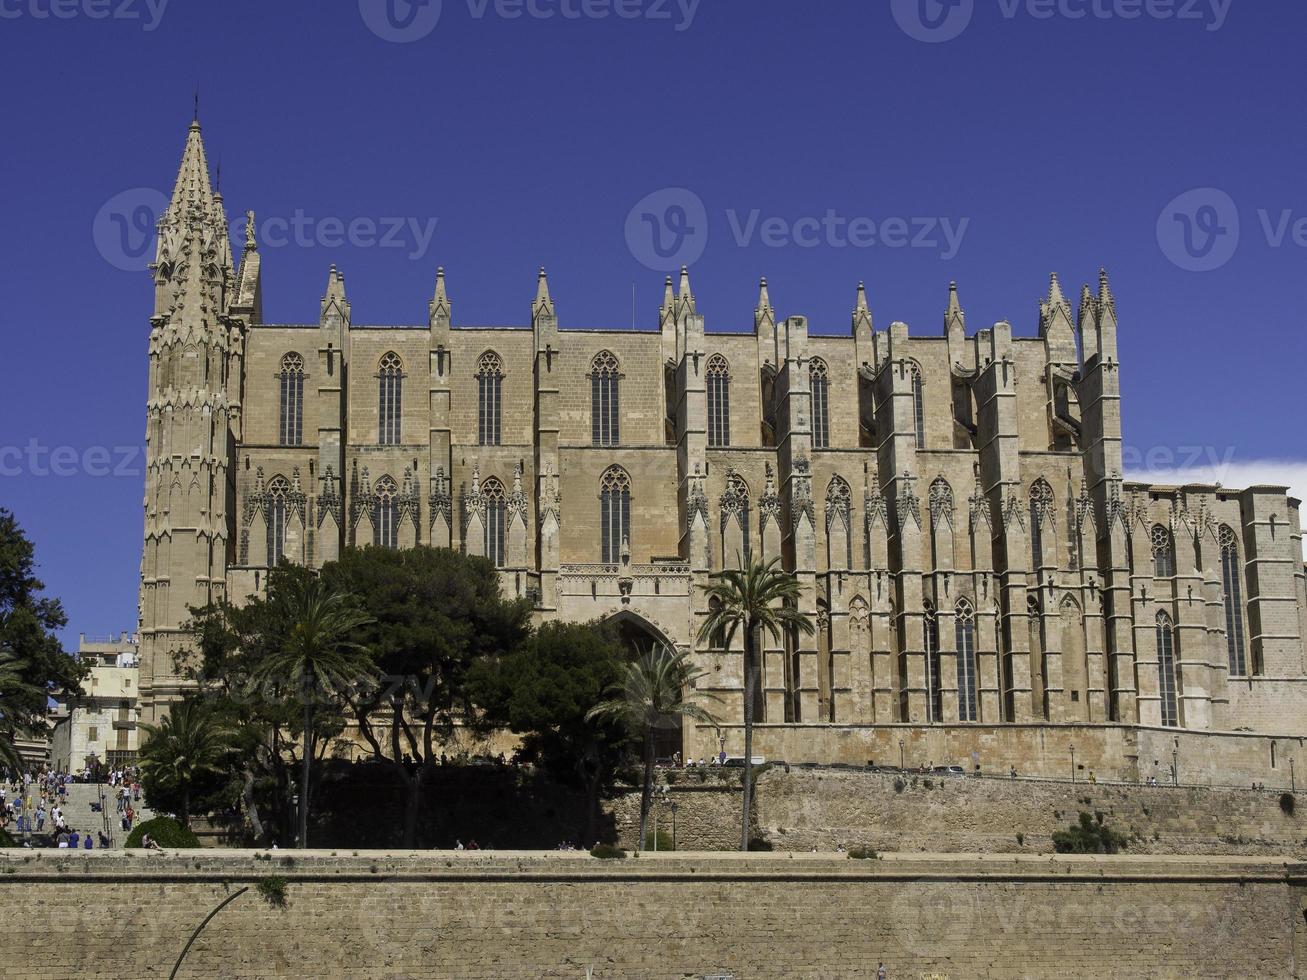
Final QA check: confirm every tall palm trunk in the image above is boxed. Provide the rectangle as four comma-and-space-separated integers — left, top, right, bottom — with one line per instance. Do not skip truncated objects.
299, 665, 314, 849
740, 617, 756, 851
638, 727, 655, 850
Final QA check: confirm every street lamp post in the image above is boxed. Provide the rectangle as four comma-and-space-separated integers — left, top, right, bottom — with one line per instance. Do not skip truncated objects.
1173, 738, 1179, 787
899, 739, 905, 771
670, 801, 678, 852
1070, 743, 1075, 783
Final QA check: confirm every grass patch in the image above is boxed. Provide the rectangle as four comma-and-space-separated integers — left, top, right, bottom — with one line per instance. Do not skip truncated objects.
255, 875, 288, 908
590, 843, 627, 860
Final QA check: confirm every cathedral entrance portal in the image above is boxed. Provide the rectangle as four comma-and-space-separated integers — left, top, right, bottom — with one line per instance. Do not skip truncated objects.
603, 610, 687, 761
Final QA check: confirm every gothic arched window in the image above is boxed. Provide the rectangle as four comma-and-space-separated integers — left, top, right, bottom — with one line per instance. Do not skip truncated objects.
1030, 479, 1054, 568
911, 362, 925, 449
482, 477, 506, 567
1156, 611, 1179, 727
477, 351, 503, 447
707, 354, 731, 448
810, 358, 830, 449
591, 350, 621, 447
279, 353, 304, 447
924, 601, 942, 724
378, 352, 403, 446
374, 476, 399, 549
1152, 524, 1175, 578
266, 476, 289, 566
599, 466, 631, 564
1219, 525, 1248, 676
956, 599, 978, 722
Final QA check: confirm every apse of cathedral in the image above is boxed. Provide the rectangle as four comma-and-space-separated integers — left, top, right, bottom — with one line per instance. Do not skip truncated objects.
137, 119, 1307, 770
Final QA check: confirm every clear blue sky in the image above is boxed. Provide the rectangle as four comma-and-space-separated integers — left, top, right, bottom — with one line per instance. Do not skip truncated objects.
1, 0, 1303, 646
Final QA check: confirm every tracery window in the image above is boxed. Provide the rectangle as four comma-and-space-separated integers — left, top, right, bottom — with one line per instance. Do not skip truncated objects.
1152, 524, 1175, 578
1156, 612, 1179, 727
374, 476, 398, 549
810, 358, 830, 449
591, 351, 621, 447
266, 476, 289, 565
477, 351, 504, 447
279, 353, 304, 447
378, 352, 403, 446
1030, 479, 1054, 568
925, 602, 942, 723
600, 466, 631, 564
956, 599, 978, 722
706, 354, 731, 448
482, 477, 506, 567
911, 363, 925, 448
1219, 525, 1248, 675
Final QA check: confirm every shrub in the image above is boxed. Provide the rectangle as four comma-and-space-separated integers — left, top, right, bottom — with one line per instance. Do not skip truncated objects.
1052, 812, 1128, 855
643, 829, 674, 852
1016, 833, 1024, 847
922, 778, 934, 790
847, 846, 878, 860
1280, 792, 1296, 817
746, 836, 774, 851
256, 875, 288, 908
590, 843, 626, 860
124, 817, 200, 849
893, 777, 906, 794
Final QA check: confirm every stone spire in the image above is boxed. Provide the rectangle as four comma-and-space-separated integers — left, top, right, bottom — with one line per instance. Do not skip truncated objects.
755, 277, 775, 332
165, 118, 215, 218
321, 263, 349, 320
676, 265, 696, 315
851, 281, 873, 335
944, 281, 965, 335
532, 266, 554, 319
430, 266, 451, 322
1039, 272, 1077, 361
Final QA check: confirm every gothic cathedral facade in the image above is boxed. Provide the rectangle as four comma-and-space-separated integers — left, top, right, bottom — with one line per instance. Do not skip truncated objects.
139, 120, 1307, 777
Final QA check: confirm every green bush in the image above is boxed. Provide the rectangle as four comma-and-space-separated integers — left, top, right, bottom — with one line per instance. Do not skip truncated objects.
124, 816, 200, 849
746, 836, 773, 851
847, 845, 878, 860
1052, 811, 1128, 854
893, 777, 906, 794
255, 875, 289, 907
1280, 792, 1296, 817
590, 843, 626, 860
643, 828, 674, 851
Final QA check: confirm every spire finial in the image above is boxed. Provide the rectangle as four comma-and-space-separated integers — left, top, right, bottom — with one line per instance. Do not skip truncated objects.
533, 265, 554, 318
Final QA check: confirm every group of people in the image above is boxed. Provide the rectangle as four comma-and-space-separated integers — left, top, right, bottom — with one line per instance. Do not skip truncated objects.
1, 765, 144, 849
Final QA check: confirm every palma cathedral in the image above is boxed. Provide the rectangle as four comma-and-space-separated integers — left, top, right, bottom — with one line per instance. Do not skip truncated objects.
138, 119, 1307, 781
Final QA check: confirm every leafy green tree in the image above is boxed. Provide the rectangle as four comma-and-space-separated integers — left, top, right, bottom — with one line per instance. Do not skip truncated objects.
323, 546, 531, 848
0, 508, 86, 764
699, 556, 815, 850
586, 645, 720, 851
0, 648, 45, 770
469, 620, 628, 843
139, 697, 237, 828
1052, 811, 1129, 854
250, 572, 374, 848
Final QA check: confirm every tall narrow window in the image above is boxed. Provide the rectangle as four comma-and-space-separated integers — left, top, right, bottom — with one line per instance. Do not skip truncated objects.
1220, 525, 1248, 675
924, 602, 942, 723
1156, 612, 1179, 727
279, 353, 304, 446
482, 477, 506, 567
374, 476, 398, 549
1151, 524, 1175, 578
911, 363, 925, 448
600, 466, 631, 565
378, 352, 403, 446
266, 476, 289, 566
706, 354, 731, 448
810, 358, 830, 449
955, 599, 978, 722
591, 351, 620, 447
1030, 479, 1054, 569
477, 351, 503, 447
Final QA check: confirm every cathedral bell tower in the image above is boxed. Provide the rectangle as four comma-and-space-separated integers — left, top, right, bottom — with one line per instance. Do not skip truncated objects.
138, 118, 243, 723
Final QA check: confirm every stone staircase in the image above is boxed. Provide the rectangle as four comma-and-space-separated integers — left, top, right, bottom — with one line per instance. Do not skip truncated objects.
35, 783, 156, 848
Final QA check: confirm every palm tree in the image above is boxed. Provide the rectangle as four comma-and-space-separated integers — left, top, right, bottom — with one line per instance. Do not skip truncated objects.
586, 645, 720, 851
0, 648, 44, 772
253, 573, 374, 848
699, 556, 815, 850
139, 699, 235, 828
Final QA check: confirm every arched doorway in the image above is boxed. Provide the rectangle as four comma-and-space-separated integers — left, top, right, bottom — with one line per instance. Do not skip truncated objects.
602, 610, 688, 761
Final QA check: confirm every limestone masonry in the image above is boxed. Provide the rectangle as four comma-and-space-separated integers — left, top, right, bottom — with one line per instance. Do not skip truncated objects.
137, 119, 1307, 778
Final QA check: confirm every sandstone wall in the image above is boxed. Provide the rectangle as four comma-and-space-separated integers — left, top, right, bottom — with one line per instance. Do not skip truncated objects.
0, 850, 1302, 979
